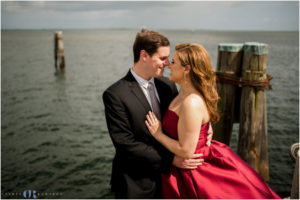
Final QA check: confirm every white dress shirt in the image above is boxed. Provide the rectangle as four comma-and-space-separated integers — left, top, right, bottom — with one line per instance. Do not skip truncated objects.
130, 68, 161, 111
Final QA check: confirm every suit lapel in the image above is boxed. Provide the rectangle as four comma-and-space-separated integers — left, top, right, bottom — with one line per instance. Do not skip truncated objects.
125, 70, 152, 113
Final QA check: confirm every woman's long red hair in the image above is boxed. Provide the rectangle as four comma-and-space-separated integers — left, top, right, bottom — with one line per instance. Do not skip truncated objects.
176, 43, 220, 124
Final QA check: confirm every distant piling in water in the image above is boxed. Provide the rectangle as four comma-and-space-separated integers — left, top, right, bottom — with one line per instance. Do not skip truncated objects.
54, 31, 65, 71
214, 42, 272, 182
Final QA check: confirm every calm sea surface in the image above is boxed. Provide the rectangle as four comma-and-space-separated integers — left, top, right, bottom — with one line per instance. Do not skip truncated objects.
1, 29, 299, 198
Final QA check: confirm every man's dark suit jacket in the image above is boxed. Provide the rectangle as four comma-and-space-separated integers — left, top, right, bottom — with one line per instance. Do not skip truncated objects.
102, 70, 178, 198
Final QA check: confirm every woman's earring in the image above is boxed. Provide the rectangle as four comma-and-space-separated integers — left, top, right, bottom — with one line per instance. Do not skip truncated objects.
184, 73, 187, 84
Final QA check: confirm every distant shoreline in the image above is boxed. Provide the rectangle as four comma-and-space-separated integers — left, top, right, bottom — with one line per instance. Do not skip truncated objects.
1, 28, 298, 33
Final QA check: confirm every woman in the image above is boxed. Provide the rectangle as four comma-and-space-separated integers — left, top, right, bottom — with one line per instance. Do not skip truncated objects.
145, 43, 281, 199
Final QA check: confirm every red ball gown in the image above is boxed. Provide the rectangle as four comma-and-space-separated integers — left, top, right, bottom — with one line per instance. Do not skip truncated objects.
161, 109, 281, 199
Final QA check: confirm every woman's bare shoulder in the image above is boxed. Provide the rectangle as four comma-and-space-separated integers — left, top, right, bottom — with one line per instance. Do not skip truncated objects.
181, 93, 205, 113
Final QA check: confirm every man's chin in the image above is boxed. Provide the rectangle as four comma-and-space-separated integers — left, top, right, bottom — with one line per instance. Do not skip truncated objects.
155, 71, 164, 78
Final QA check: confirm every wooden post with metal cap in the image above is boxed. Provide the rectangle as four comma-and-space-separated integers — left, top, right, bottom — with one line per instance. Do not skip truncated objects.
238, 42, 269, 181
213, 43, 244, 145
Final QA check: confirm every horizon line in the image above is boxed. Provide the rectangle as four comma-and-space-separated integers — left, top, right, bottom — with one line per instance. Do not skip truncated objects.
1, 27, 299, 32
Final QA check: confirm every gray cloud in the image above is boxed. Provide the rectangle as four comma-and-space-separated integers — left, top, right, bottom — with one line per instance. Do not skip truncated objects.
2, 1, 182, 13
1, 1, 299, 31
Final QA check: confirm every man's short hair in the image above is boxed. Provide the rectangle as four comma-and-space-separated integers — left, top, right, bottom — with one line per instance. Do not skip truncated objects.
133, 29, 170, 63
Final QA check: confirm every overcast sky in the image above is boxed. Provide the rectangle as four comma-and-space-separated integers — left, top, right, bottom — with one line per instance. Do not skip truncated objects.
1, 1, 299, 31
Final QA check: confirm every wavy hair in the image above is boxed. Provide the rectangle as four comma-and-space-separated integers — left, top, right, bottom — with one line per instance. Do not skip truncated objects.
175, 43, 220, 124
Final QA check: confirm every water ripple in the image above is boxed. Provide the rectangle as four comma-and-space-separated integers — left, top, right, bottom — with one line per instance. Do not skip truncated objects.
28, 155, 49, 164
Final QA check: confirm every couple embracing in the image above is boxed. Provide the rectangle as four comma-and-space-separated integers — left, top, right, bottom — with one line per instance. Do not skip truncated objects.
102, 29, 280, 199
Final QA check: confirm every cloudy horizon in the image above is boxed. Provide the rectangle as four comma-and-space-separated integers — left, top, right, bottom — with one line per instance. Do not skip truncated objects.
1, 1, 299, 31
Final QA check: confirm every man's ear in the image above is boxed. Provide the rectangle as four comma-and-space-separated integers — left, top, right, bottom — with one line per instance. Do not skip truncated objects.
140, 50, 149, 62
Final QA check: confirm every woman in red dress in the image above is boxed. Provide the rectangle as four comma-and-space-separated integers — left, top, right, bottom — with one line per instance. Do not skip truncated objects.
145, 43, 281, 199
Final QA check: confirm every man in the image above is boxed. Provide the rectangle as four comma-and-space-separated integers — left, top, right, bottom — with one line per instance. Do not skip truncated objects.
103, 29, 211, 198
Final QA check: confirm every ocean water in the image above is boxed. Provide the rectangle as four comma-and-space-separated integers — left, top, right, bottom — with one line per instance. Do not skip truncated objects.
1, 29, 299, 198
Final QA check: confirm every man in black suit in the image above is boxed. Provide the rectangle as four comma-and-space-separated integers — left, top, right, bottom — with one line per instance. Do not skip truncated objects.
103, 29, 210, 198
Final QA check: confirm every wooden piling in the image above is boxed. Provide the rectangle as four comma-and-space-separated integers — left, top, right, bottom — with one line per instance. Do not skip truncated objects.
214, 43, 243, 145
290, 143, 299, 199
237, 42, 269, 181
54, 31, 65, 70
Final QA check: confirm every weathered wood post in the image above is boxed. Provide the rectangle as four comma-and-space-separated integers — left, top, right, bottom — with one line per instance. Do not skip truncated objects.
214, 43, 243, 145
238, 42, 269, 181
54, 31, 65, 70
290, 143, 299, 199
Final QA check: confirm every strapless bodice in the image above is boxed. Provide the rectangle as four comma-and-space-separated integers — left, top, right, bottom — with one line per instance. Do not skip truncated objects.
162, 109, 210, 155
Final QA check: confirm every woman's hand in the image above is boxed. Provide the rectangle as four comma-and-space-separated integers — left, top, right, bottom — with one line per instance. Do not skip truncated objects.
145, 111, 162, 138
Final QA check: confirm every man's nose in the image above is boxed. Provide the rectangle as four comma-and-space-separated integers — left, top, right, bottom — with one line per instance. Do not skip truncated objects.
164, 59, 170, 66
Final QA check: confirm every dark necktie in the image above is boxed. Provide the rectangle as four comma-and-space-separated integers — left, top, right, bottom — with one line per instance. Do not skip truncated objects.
148, 82, 161, 120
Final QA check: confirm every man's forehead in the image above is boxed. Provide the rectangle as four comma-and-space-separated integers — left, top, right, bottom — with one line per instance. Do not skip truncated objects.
156, 46, 170, 56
